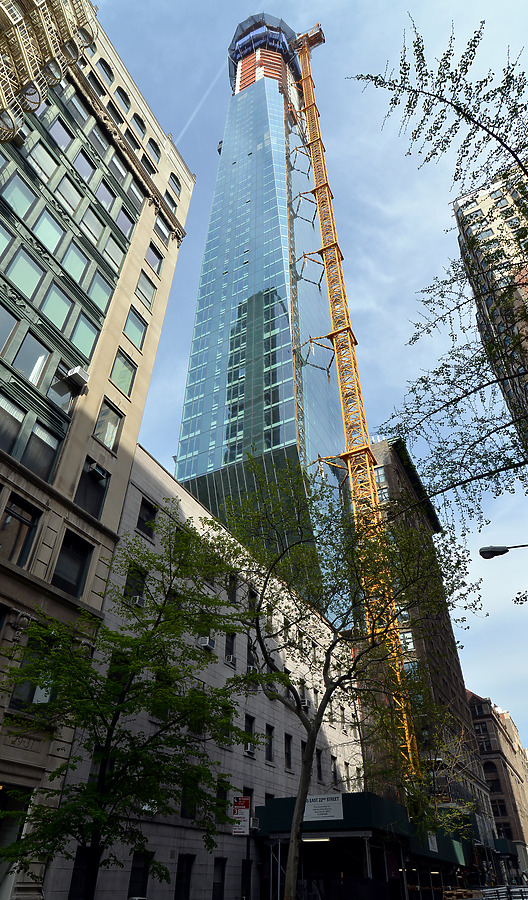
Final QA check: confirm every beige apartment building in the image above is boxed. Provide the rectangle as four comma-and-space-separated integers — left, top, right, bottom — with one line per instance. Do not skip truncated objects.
0, 12, 194, 899
468, 691, 528, 881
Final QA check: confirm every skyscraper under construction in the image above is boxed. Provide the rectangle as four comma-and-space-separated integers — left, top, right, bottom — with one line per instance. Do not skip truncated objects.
175, 14, 343, 516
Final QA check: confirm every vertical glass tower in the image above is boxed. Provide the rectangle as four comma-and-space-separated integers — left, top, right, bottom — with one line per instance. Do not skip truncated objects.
176, 13, 343, 518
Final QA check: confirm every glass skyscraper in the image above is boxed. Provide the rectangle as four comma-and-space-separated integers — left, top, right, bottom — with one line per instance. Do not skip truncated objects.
176, 13, 343, 517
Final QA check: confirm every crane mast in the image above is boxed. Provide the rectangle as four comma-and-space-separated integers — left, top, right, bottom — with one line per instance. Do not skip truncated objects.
293, 24, 420, 779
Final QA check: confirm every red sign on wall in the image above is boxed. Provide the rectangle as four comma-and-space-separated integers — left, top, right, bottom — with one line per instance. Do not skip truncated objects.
232, 795, 251, 835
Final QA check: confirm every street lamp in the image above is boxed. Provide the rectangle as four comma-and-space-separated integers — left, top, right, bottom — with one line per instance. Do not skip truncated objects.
479, 543, 528, 559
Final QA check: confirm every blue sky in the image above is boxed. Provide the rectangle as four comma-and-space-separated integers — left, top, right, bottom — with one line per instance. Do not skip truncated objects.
96, 0, 528, 741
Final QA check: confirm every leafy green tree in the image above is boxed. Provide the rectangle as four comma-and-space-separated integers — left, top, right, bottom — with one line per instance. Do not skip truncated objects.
354, 21, 528, 525
208, 456, 481, 900
0, 505, 246, 900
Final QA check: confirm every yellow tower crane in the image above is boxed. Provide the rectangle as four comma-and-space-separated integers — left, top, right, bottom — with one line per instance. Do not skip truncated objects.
293, 24, 421, 780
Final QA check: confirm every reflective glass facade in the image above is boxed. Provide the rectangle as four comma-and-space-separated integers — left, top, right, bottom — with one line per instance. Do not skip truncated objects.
176, 16, 343, 516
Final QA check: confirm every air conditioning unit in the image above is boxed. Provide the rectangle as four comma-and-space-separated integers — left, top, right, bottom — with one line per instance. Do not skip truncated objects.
87, 461, 106, 480
250, 817, 260, 830
246, 665, 258, 674
300, 699, 311, 710
225, 654, 236, 665
67, 365, 90, 387
199, 636, 215, 650
245, 743, 255, 754
131, 595, 145, 608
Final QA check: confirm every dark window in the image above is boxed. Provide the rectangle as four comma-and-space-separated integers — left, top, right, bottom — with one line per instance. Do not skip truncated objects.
114, 87, 130, 113
492, 799, 507, 817
96, 58, 114, 85
95, 179, 115, 211
66, 92, 89, 125
73, 150, 95, 182
244, 714, 255, 752
106, 101, 123, 125
212, 858, 227, 900
87, 123, 109, 157
127, 179, 144, 210
154, 213, 170, 246
131, 114, 145, 138
284, 733, 292, 769
169, 172, 181, 198
124, 564, 147, 603
124, 128, 140, 152
49, 117, 74, 150
0, 394, 24, 453
74, 457, 109, 519
21, 423, 59, 480
145, 243, 163, 274
0, 304, 17, 353
108, 151, 128, 184
0, 494, 40, 566
215, 783, 228, 824
174, 854, 194, 900
147, 139, 160, 164
265, 724, 274, 762
136, 498, 156, 538
87, 72, 105, 98
164, 190, 177, 214
301, 740, 307, 761
180, 783, 196, 819
141, 153, 156, 176
128, 850, 152, 898
116, 206, 134, 239
135, 269, 156, 307
93, 401, 122, 452
51, 529, 93, 597
225, 632, 235, 658
331, 755, 338, 785
13, 333, 50, 384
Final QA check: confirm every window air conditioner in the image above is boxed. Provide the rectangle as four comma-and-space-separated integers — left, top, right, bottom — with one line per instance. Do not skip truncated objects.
87, 461, 106, 480
245, 743, 255, 754
300, 699, 311, 710
67, 365, 90, 387
199, 636, 215, 650
250, 817, 260, 830
246, 665, 258, 674
131, 595, 145, 608
225, 654, 236, 665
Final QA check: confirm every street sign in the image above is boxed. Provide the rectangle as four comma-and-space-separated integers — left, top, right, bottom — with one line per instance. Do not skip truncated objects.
232, 795, 251, 835
303, 794, 344, 821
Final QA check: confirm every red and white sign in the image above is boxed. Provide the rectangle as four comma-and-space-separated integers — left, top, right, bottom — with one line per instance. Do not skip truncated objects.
232, 795, 251, 835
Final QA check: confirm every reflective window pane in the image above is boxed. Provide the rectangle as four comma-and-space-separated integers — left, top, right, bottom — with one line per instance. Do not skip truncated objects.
27, 141, 57, 181
110, 349, 136, 395
39, 283, 72, 331
103, 235, 124, 269
135, 270, 156, 307
145, 243, 163, 274
96, 179, 115, 211
87, 271, 112, 313
0, 494, 40, 566
80, 207, 104, 243
116, 206, 134, 238
21, 422, 59, 480
0, 222, 12, 257
73, 150, 96, 182
57, 176, 82, 213
1, 174, 38, 218
62, 243, 89, 281
71, 314, 98, 358
0, 304, 17, 352
94, 400, 122, 451
49, 117, 74, 150
13, 333, 49, 384
6, 249, 45, 298
0, 394, 24, 453
33, 210, 65, 253
124, 308, 146, 349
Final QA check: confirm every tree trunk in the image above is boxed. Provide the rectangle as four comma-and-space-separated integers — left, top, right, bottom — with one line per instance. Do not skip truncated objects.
283, 725, 318, 900
79, 837, 103, 900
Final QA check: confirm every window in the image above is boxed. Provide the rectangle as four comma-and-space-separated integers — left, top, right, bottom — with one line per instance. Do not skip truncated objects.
131, 114, 146, 138
116, 206, 134, 238
6, 248, 45, 298
0, 494, 40, 566
106, 101, 123, 125
316, 748, 323, 782
135, 269, 156, 307
141, 153, 156, 176
96, 57, 114, 85
49, 117, 74, 150
21, 422, 59, 480
95, 179, 115, 210
284, 733, 292, 769
114, 86, 130, 113
164, 190, 177, 214
244, 714, 255, 752
212, 858, 226, 900
34, 210, 65, 253
174, 854, 194, 900
128, 851, 152, 899
492, 799, 507, 817
127, 179, 144, 210
62, 243, 89, 282
110, 348, 136, 395
93, 401, 122, 451
147, 138, 160, 164
331, 755, 338, 785
0, 394, 24, 453
124, 563, 147, 602
400, 631, 415, 652
124, 128, 140, 152
13, 333, 50, 384
136, 497, 156, 538
169, 172, 181, 197
87, 72, 105, 98
2, 174, 38, 217
108, 151, 127, 184
180, 782, 197, 819
66, 92, 89, 125
103, 235, 124, 270
265, 724, 274, 762
154, 213, 171, 246
225, 632, 235, 659
56, 176, 82, 213
47, 363, 74, 412
145, 242, 163, 274
87, 124, 109, 157
71, 314, 98, 359
74, 457, 109, 518
39, 283, 73, 332
0, 304, 17, 352
51, 529, 93, 597
87, 271, 112, 313
124, 308, 147, 349
73, 150, 95, 182
80, 207, 104, 243
0, 222, 12, 257
474, 722, 488, 735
